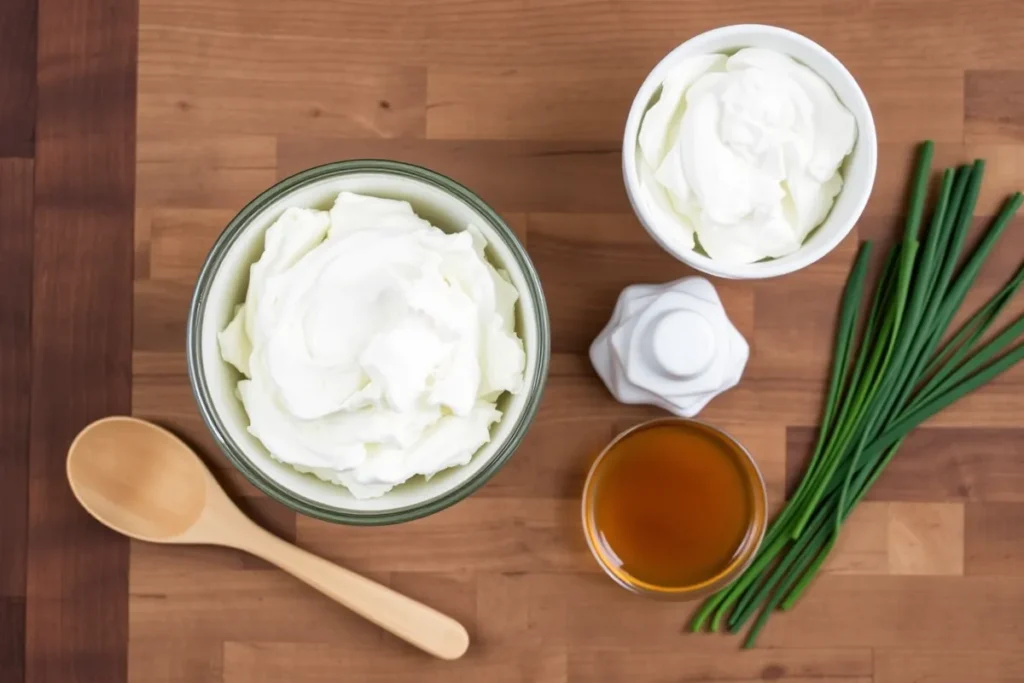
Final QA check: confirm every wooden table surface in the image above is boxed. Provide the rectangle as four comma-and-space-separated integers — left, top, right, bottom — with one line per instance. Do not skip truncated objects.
5, 0, 1024, 681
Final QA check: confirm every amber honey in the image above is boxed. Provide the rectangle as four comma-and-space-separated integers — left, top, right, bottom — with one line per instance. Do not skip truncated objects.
583, 419, 766, 595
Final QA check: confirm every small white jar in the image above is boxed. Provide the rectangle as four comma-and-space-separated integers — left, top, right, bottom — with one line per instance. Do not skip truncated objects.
590, 277, 748, 417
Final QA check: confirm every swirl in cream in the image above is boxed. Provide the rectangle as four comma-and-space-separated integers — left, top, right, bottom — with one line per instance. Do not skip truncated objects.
637, 48, 857, 264
219, 192, 526, 499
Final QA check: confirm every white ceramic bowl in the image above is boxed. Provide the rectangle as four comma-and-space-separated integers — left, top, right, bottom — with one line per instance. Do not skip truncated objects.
622, 24, 877, 279
187, 160, 550, 525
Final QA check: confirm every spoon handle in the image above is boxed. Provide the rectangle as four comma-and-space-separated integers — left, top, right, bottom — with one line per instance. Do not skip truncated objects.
238, 526, 469, 660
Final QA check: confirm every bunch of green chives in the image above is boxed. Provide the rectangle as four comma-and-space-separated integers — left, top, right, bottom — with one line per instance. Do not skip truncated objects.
691, 140, 1024, 647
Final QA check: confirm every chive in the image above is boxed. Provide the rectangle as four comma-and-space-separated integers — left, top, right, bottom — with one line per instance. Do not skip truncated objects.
729, 505, 833, 630
811, 243, 876, 472
781, 441, 903, 610
692, 144, 1024, 648
903, 141, 935, 241
921, 262, 1024, 379
793, 143, 937, 534
885, 189, 1022, 426
914, 262, 1024, 407
924, 165, 974, 306
786, 244, 876, 506
744, 525, 837, 648
932, 160, 987, 304
929, 192, 1023, 337
893, 162, 985, 394
912, 313, 1024, 410
691, 243, 876, 634
706, 520, 792, 631
792, 236, 924, 536
860, 340, 1024, 466
832, 169, 957, 527
864, 169, 956, 422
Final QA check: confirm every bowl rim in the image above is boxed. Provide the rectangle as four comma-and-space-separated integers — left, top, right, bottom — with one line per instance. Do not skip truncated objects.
622, 23, 879, 280
185, 159, 551, 525
581, 417, 768, 598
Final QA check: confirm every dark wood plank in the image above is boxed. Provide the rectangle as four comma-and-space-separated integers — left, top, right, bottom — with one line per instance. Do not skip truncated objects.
0, 158, 32, 683
965, 502, 1024, 576
0, 0, 36, 157
25, 0, 138, 680
0, 160, 32, 595
0, 597, 26, 683
788, 427, 1024, 502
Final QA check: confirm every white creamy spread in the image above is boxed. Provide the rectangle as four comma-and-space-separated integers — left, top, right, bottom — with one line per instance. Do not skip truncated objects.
219, 192, 526, 499
637, 48, 857, 264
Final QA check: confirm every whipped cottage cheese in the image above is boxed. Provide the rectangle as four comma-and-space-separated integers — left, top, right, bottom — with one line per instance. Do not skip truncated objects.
637, 48, 857, 264
219, 192, 526, 499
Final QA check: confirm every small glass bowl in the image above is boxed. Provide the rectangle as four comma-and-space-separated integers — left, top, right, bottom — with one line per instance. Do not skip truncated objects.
186, 160, 550, 525
581, 417, 767, 598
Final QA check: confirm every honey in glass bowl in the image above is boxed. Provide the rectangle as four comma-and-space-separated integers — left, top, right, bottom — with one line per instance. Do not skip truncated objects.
582, 418, 767, 597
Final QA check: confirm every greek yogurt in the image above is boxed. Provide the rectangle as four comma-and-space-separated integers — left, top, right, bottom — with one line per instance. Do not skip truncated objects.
637, 48, 857, 264
219, 192, 526, 499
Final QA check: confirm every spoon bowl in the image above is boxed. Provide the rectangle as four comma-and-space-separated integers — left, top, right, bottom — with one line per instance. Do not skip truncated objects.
67, 416, 470, 660
68, 417, 210, 542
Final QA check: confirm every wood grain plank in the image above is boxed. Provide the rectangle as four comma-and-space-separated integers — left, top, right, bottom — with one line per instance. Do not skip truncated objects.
419, 0, 925, 71
136, 136, 276, 210
134, 207, 152, 280
527, 572, 1024, 651
295, 498, 592, 574
0, 598, 26, 683
476, 410, 614, 500
148, 208, 246, 280
865, 143, 1024, 218
825, 502, 890, 576
129, 549, 394, 647
131, 375, 222, 458
965, 502, 1024, 576
875, 649, 1024, 683
0, 158, 32, 683
857, 67, 964, 143
788, 428, 1024, 503
132, 280, 194, 352
222, 640, 568, 683
142, 0, 965, 75
132, 350, 186, 377
140, 0, 429, 43
567, 647, 873, 683
887, 502, 964, 576
277, 138, 628, 214
749, 265, 852, 383
127, 639, 222, 683
753, 575, 1024, 650
0, 0, 36, 157
0, 160, 32, 600
789, 502, 964, 577
426, 67, 636, 141
26, 0, 137, 681
139, 28, 426, 138
966, 70, 1024, 143
526, 212, 756, 358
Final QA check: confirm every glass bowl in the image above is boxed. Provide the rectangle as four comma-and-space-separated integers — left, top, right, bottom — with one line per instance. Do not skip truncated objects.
186, 160, 550, 525
582, 418, 767, 598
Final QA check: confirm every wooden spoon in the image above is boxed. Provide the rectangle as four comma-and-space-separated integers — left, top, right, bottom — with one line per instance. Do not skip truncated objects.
66, 416, 470, 660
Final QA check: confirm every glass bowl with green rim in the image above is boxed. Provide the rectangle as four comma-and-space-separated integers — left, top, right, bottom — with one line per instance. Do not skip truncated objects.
186, 159, 550, 525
